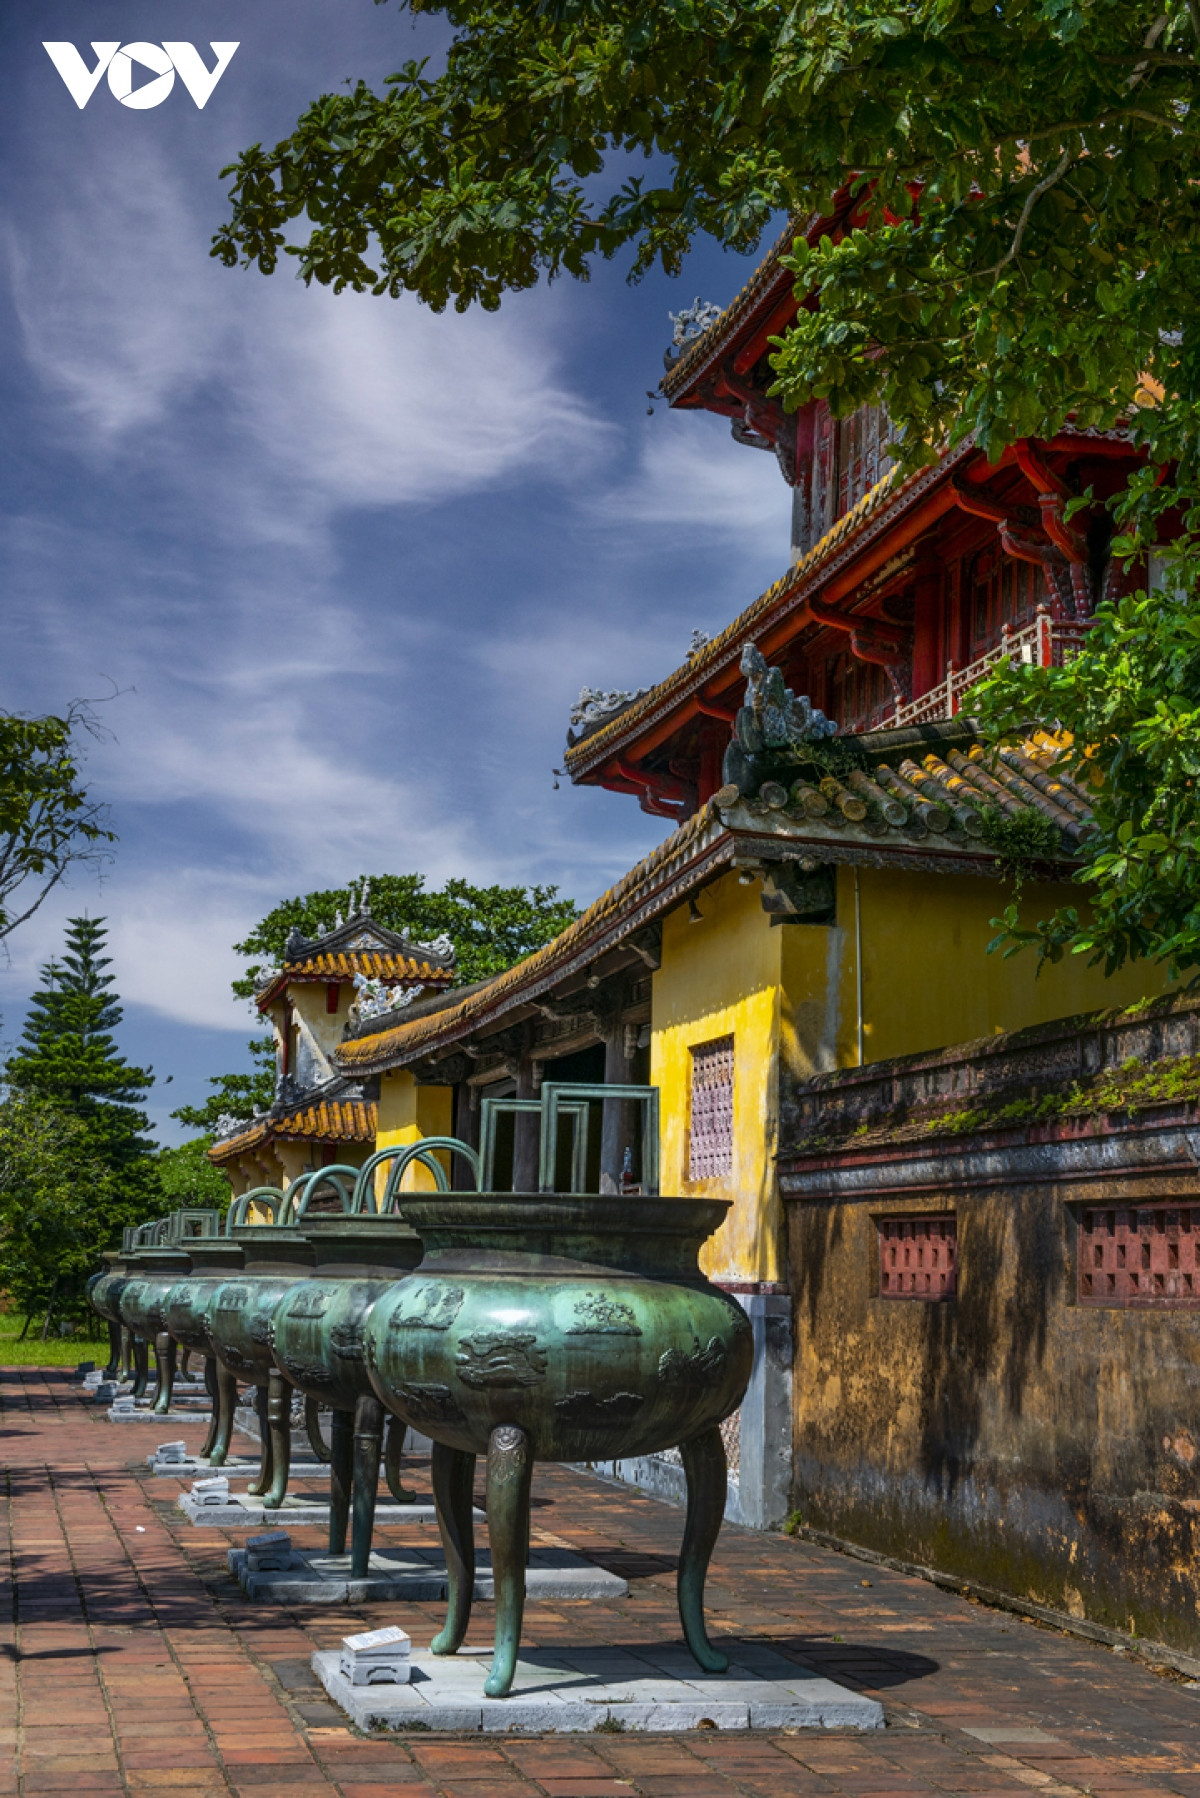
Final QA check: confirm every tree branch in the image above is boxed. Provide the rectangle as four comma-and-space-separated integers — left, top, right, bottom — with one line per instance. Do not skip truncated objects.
982, 149, 1073, 282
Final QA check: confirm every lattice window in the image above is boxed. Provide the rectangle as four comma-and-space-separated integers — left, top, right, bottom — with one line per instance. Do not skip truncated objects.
879, 1215, 957, 1300
1079, 1205, 1200, 1307
689, 1036, 734, 1181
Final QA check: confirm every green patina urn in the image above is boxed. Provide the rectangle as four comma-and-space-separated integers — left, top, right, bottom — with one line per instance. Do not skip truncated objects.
205, 1225, 315, 1500
268, 1214, 425, 1563
116, 1244, 193, 1345
363, 1193, 751, 1461
161, 1238, 247, 1462
88, 1249, 134, 1334
162, 1237, 246, 1357
270, 1215, 422, 1414
206, 1226, 314, 1381
88, 1249, 137, 1378
362, 1191, 752, 1698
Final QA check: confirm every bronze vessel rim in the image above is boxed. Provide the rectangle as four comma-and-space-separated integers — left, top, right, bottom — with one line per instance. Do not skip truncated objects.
399, 1192, 731, 1232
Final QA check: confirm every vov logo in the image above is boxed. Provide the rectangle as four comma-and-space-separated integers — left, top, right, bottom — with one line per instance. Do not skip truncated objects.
43, 41, 239, 109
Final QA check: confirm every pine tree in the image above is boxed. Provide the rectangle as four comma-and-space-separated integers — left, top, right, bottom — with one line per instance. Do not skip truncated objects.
3, 919, 158, 1327
7, 917, 154, 1168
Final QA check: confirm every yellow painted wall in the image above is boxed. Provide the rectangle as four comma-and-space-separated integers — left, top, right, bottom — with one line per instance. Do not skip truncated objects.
376, 1070, 453, 1193
831, 865, 1173, 1067
648, 862, 1175, 1288
651, 873, 784, 1286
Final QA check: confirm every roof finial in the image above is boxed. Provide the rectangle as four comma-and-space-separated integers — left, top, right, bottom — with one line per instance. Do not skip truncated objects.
360, 877, 371, 917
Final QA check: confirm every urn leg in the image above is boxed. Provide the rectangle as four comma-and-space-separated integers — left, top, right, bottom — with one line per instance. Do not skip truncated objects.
328, 1408, 354, 1554
483, 1423, 533, 1699
208, 1366, 238, 1466
304, 1397, 333, 1464
383, 1414, 416, 1503
261, 1370, 292, 1509
131, 1335, 150, 1398
199, 1357, 220, 1459
430, 1444, 477, 1658
350, 1395, 384, 1579
152, 1333, 176, 1415
104, 1321, 121, 1381
246, 1385, 274, 1497
677, 1425, 728, 1674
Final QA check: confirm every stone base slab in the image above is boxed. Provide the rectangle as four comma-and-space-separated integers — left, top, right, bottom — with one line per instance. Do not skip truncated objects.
311, 1643, 884, 1732
236, 1545, 626, 1605
109, 1406, 213, 1423
148, 1452, 332, 1478
178, 1492, 448, 1528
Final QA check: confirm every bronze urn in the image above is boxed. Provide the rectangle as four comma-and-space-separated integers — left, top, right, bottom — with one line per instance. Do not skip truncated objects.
363, 1190, 752, 1697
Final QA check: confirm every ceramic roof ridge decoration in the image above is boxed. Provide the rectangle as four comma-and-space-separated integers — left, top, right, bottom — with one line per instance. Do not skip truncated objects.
659, 219, 801, 397
253, 906, 455, 1011
208, 1074, 377, 1164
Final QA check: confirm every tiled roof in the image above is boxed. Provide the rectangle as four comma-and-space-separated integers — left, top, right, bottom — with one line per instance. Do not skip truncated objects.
564, 455, 917, 769
207, 1097, 377, 1164
336, 726, 1088, 1080
336, 803, 728, 1075
716, 729, 1094, 861
256, 948, 453, 1010
285, 951, 451, 983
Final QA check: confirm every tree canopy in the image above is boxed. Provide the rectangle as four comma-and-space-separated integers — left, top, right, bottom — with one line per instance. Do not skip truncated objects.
6, 917, 156, 1170
173, 874, 579, 1133
213, 0, 1200, 976
2, 918, 159, 1328
231, 873, 578, 997
0, 706, 114, 941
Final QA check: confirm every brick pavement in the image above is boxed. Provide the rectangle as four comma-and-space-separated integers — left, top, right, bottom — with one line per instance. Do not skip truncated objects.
1, 1366, 1197, 1798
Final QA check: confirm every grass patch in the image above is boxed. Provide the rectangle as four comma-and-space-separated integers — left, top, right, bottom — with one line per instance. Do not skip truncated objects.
0, 1308, 108, 1367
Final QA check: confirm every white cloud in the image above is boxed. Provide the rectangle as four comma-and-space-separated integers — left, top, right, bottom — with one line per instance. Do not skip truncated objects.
7, 148, 608, 521
588, 409, 788, 548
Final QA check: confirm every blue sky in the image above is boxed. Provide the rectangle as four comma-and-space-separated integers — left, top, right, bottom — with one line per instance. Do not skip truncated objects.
1, 2, 788, 1143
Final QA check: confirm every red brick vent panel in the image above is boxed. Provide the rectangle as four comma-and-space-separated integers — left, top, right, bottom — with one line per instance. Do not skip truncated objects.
1079, 1203, 1200, 1306
879, 1214, 957, 1300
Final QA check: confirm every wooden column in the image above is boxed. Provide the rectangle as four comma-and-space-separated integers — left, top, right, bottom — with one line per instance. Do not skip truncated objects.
599, 987, 636, 1194
512, 1045, 540, 1193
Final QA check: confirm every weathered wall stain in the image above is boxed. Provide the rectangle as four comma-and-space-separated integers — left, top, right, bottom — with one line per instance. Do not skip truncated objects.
781, 995, 1200, 1652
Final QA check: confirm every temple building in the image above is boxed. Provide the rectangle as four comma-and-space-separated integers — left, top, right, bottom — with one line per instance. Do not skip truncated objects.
209, 213, 1200, 1653
208, 895, 454, 1192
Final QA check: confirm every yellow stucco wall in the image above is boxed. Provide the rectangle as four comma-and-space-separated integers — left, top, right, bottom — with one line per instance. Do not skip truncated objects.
831, 864, 1173, 1066
376, 1071, 453, 1192
650, 863, 1175, 1288
651, 875, 784, 1286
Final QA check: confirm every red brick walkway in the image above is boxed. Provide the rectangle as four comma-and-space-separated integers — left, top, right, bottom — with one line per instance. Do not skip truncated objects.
2, 1367, 1198, 1798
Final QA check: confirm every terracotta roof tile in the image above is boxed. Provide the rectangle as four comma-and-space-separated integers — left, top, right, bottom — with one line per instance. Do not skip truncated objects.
207, 1097, 377, 1164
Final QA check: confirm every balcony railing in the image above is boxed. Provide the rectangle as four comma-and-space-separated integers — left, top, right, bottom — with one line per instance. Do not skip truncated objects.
894, 609, 1092, 728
